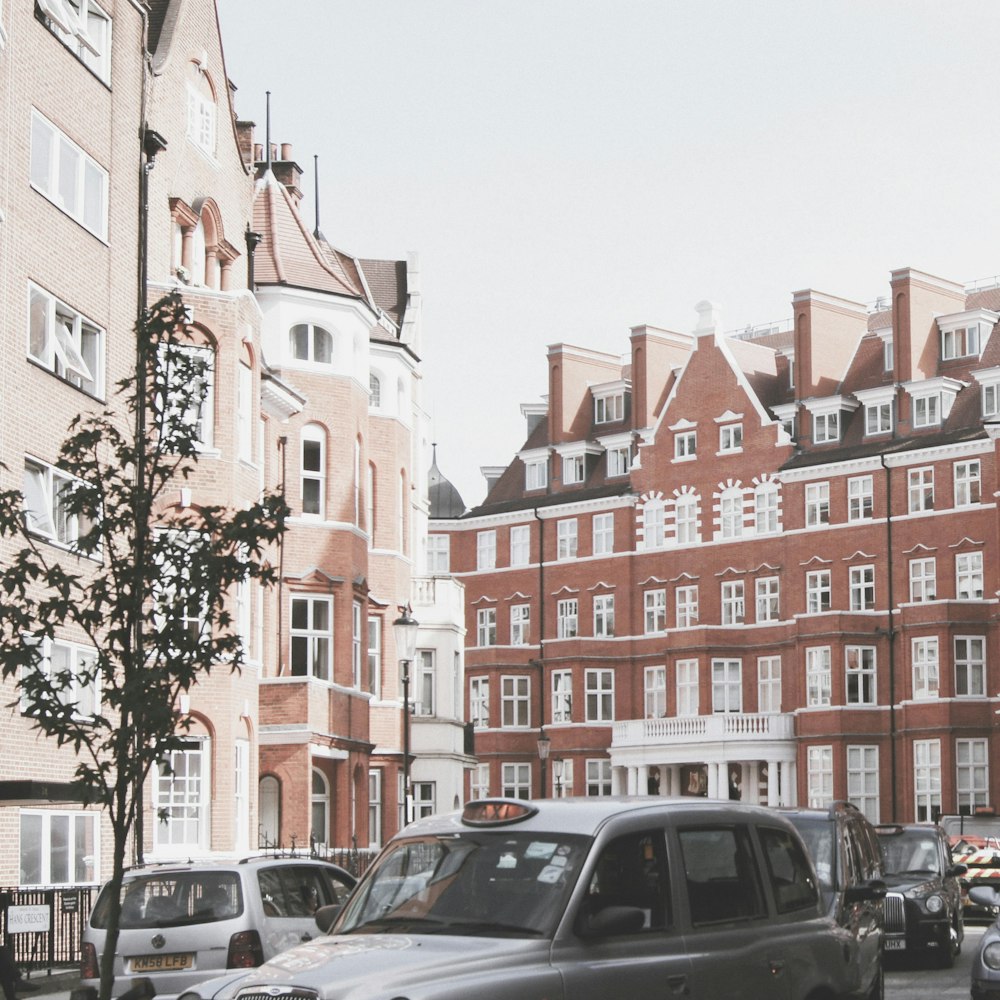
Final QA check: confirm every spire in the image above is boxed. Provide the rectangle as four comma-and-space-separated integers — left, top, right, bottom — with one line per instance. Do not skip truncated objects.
313, 154, 324, 241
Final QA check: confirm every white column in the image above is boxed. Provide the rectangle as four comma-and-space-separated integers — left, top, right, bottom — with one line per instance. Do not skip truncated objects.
785, 759, 798, 806
611, 766, 627, 796
668, 764, 681, 797
766, 760, 779, 807
706, 763, 718, 799
637, 764, 649, 795
746, 762, 760, 804
626, 766, 638, 795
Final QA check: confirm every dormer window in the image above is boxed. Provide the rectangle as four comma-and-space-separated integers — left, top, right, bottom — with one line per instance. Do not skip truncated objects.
802, 396, 858, 445
904, 376, 964, 429
913, 394, 939, 428
563, 455, 585, 485
971, 367, 1000, 420
592, 380, 629, 425
812, 412, 839, 444
938, 308, 997, 362
526, 460, 547, 490
594, 392, 624, 424
854, 386, 895, 437
554, 442, 601, 487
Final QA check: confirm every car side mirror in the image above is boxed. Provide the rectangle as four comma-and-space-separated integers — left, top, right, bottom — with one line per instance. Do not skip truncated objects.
844, 880, 886, 904
947, 863, 967, 878
577, 905, 646, 938
314, 903, 342, 934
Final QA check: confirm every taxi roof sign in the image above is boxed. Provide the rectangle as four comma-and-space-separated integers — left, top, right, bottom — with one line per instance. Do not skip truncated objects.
461, 799, 538, 827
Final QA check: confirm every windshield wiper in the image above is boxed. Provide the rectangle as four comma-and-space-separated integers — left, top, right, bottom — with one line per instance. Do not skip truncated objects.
345, 916, 543, 937
345, 916, 450, 934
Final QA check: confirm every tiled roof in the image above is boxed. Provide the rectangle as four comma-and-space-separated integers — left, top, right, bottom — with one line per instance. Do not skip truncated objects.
360, 258, 408, 331
146, 0, 170, 53
251, 174, 366, 298
462, 481, 634, 519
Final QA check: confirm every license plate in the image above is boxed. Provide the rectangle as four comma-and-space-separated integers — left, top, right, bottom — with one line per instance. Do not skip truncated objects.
884, 940, 906, 951
130, 953, 193, 973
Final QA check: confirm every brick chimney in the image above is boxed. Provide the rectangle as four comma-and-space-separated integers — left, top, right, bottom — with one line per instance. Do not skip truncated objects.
255, 142, 303, 206
889, 268, 966, 384
547, 345, 622, 444
792, 290, 867, 400
630, 325, 693, 429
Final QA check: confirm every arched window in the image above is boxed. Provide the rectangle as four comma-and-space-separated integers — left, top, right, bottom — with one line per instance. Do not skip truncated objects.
642, 498, 665, 549
311, 768, 330, 848
259, 775, 280, 848
369, 373, 381, 408
300, 424, 325, 517
290, 324, 333, 364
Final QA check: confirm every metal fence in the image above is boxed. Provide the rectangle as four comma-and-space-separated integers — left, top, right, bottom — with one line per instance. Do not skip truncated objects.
0, 886, 95, 973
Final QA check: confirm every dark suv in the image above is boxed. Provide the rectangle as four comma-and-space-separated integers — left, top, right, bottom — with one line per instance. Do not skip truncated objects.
876, 822, 966, 968
781, 802, 886, 1000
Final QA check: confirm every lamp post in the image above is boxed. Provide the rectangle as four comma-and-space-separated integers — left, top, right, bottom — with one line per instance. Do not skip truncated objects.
393, 606, 419, 827
553, 758, 565, 799
537, 729, 551, 799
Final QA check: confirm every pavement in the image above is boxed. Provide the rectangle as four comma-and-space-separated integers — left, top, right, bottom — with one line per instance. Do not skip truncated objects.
20, 967, 80, 1000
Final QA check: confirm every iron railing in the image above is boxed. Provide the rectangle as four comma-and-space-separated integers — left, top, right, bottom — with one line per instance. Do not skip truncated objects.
0, 885, 95, 973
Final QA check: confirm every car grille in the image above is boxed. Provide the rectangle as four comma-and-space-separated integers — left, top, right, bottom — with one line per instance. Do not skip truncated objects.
237, 991, 318, 1000
884, 891, 906, 933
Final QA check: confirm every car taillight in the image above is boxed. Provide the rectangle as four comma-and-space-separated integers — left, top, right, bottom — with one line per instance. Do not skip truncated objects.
227, 930, 264, 969
80, 942, 99, 980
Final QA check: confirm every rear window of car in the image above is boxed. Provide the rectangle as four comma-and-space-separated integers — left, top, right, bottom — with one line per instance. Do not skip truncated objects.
91, 872, 244, 928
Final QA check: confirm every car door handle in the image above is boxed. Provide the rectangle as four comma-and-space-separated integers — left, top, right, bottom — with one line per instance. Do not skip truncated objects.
666, 974, 689, 995
769, 959, 785, 976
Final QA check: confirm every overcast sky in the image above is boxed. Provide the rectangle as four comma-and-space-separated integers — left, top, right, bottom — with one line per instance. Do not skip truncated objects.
216, 0, 1000, 508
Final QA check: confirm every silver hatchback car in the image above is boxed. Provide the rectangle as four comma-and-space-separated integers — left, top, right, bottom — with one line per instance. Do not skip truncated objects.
80, 857, 356, 1000
175, 798, 881, 1000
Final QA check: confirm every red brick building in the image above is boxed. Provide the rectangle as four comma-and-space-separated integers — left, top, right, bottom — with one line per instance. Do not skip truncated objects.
440, 272, 1000, 824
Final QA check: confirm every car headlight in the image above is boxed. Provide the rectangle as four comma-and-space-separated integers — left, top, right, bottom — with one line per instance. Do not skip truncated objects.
924, 894, 945, 914
983, 941, 1000, 971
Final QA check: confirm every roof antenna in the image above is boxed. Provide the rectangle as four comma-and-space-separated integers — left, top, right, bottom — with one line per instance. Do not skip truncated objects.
313, 154, 323, 240
265, 90, 272, 173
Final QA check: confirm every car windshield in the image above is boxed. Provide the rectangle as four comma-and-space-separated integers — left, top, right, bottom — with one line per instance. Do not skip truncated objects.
336, 831, 590, 938
879, 831, 940, 875
90, 872, 244, 928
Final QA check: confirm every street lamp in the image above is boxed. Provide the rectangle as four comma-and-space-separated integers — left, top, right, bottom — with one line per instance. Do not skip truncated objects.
552, 758, 565, 799
393, 606, 419, 826
537, 729, 551, 799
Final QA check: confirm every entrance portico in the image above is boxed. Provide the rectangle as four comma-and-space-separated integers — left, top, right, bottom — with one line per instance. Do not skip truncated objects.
609, 713, 798, 806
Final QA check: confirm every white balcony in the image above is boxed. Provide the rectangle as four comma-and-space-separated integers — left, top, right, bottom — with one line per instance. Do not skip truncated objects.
613, 712, 794, 750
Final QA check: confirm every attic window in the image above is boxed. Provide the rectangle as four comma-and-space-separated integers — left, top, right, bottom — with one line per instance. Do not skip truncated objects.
186, 81, 216, 157
594, 392, 625, 424
290, 324, 333, 364
941, 325, 980, 361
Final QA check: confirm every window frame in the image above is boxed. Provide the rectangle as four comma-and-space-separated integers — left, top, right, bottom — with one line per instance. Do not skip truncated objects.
556, 598, 579, 639
845, 646, 877, 706
805, 569, 832, 614
28, 282, 105, 397
585, 668, 614, 722
289, 594, 333, 681
675, 585, 698, 628
643, 589, 667, 635
805, 647, 832, 707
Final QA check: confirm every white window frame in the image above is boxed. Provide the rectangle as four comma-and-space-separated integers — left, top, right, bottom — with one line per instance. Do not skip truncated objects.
414, 649, 435, 716
592, 512, 614, 555
476, 607, 497, 647
676, 659, 699, 716
28, 283, 104, 397
525, 460, 547, 490
586, 759, 612, 797
721, 581, 744, 625
644, 589, 666, 635
719, 489, 744, 539
593, 594, 615, 638
955, 636, 986, 698
562, 454, 585, 485
367, 617, 381, 696
644, 666, 667, 719
300, 424, 324, 517
805, 647, 832, 707
469, 676, 489, 728
606, 444, 631, 477
848, 475, 874, 521
805, 570, 832, 614
352, 600, 363, 689
849, 565, 875, 611
501, 675, 530, 728
476, 530, 497, 570
954, 460, 981, 507
956, 551, 984, 600
509, 524, 530, 567
711, 658, 742, 714
585, 668, 614, 722
510, 603, 530, 646
556, 598, 578, 639
812, 411, 840, 444
643, 501, 665, 549
757, 656, 781, 714
289, 323, 333, 364
30, 109, 108, 240
551, 669, 572, 724
719, 423, 743, 453
865, 402, 892, 436
908, 557, 936, 602
556, 518, 578, 560
913, 394, 941, 428
186, 83, 217, 157
914, 739, 941, 822
427, 534, 450, 574
23, 637, 99, 719
19, 809, 100, 886
754, 483, 779, 535
805, 482, 830, 527
941, 323, 981, 360
675, 585, 698, 628
674, 430, 696, 460
912, 637, 939, 699
675, 495, 699, 544
847, 746, 880, 823
43, 0, 113, 83
957, 738, 989, 815
289, 594, 333, 681
845, 646, 876, 706
594, 392, 625, 424
501, 762, 531, 800
807, 745, 833, 808
153, 738, 210, 852
22, 457, 92, 549
755, 576, 779, 623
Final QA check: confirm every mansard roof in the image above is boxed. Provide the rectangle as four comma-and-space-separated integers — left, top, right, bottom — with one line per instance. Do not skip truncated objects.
462, 482, 634, 520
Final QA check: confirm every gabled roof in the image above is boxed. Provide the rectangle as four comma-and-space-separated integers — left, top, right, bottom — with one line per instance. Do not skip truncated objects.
252, 173, 367, 299
361, 258, 408, 331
